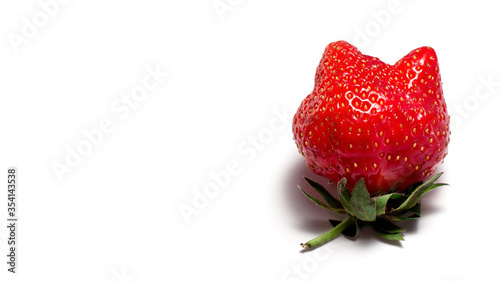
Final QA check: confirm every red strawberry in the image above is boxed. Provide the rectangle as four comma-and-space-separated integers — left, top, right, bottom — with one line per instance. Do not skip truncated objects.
293, 41, 450, 195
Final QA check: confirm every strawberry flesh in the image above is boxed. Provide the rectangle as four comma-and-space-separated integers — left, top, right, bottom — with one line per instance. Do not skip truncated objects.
293, 41, 450, 194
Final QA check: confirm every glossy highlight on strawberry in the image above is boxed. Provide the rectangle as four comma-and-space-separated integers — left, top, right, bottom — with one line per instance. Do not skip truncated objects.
293, 41, 450, 195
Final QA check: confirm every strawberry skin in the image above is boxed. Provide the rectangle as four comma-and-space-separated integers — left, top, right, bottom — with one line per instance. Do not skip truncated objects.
293, 41, 450, 194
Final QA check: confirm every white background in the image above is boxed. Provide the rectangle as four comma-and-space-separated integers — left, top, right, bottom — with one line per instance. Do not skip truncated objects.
1, 1, 499, 280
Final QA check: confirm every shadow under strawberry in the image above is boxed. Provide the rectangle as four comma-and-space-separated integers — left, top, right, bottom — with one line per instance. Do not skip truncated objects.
283, 158, 342, 232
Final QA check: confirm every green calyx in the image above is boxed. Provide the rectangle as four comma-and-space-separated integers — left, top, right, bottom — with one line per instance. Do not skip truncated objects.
299, 172, 447, 249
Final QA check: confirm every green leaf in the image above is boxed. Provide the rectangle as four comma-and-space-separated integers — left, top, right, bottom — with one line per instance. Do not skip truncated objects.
350, 178, 376, 222
373, 193, 406, 216
423, 183, 448, 196
372, 224, 405, 241
374, 218, 405, 234
391, 172, 447, 213
304, 177, 345, 212
408, 202, 421, 216
337, 178, 353, 215
385, 203, 421, 221
385, 213, 420, 221
298, 185, 332, 211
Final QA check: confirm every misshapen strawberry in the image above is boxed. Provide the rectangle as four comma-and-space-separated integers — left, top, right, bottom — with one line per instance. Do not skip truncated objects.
293, 41, 450, 195
293, 41, 451, 248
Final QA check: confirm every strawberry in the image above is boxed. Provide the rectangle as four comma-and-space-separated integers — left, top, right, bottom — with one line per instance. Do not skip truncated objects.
292, 41, 451, 248
293, 41, 450, 195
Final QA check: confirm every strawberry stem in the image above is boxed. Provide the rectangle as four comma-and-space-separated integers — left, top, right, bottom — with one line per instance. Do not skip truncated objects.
301, 216, 355, 249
